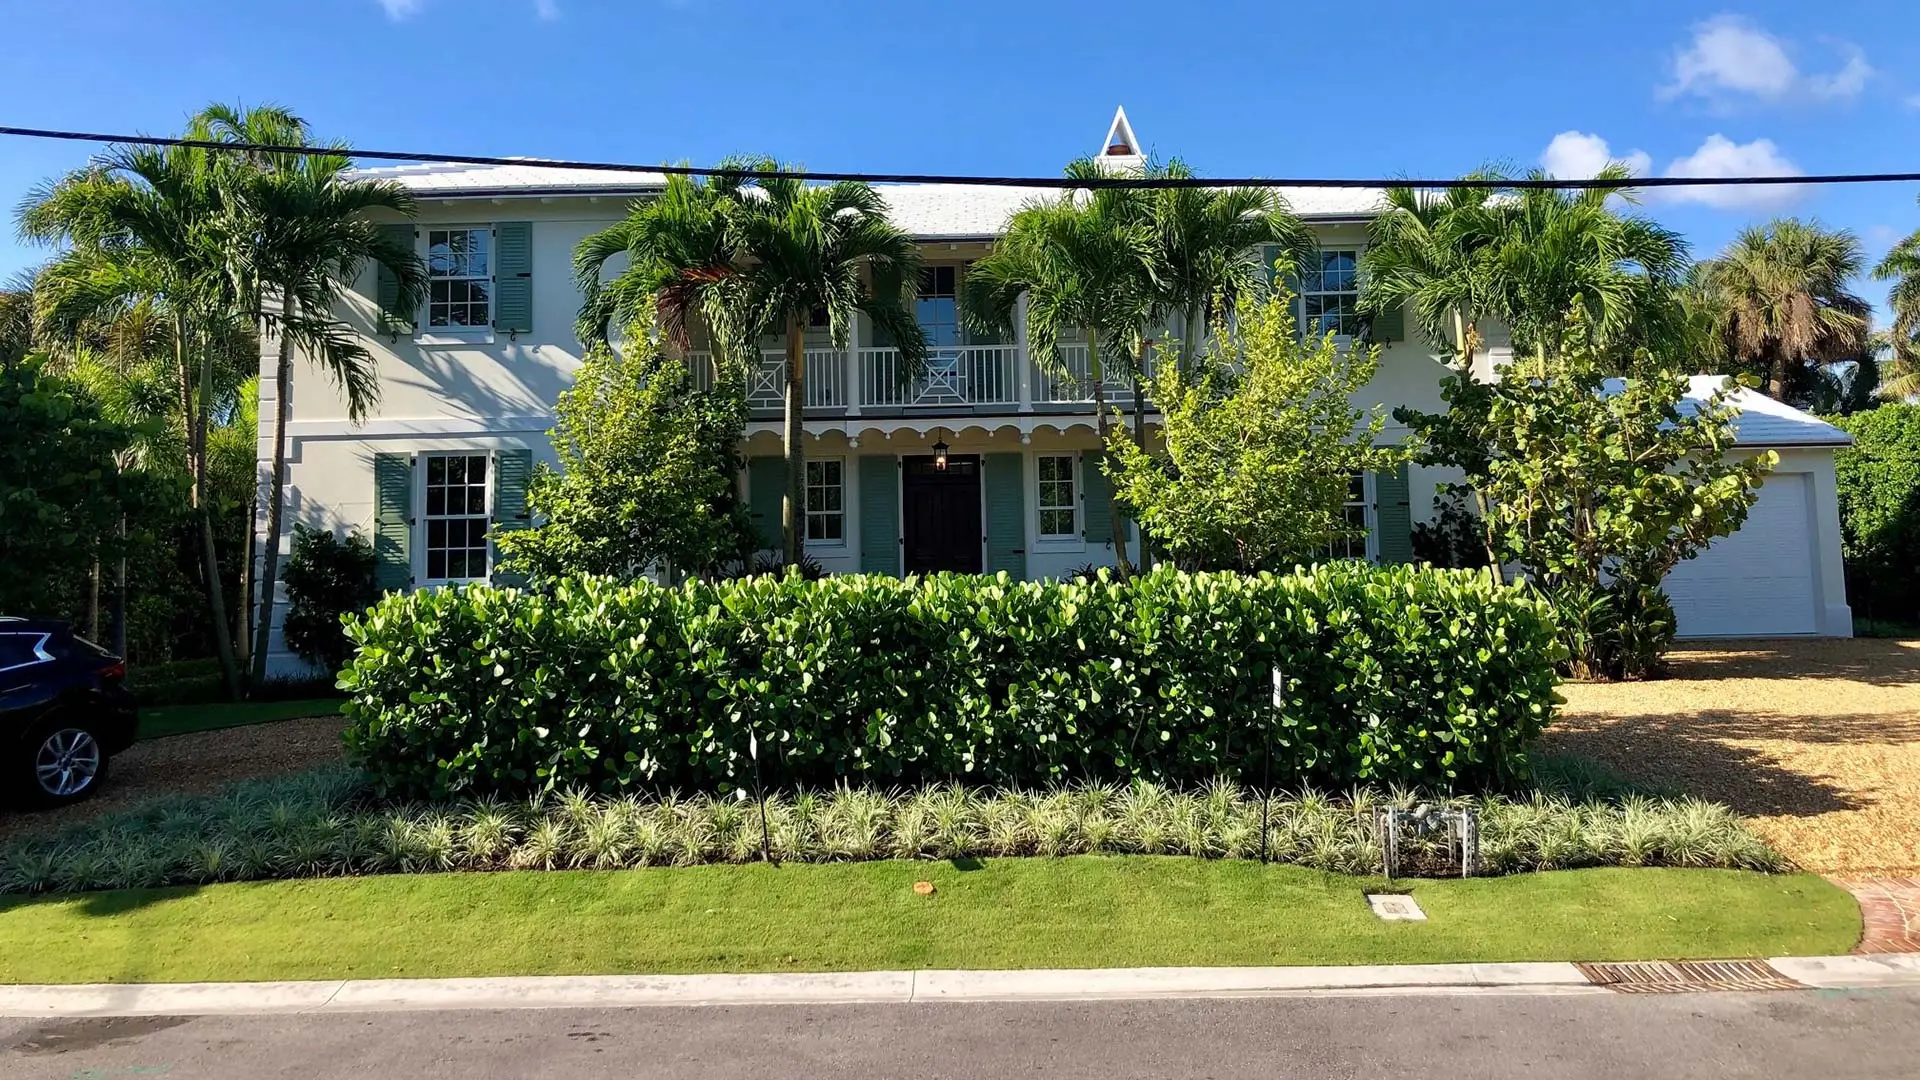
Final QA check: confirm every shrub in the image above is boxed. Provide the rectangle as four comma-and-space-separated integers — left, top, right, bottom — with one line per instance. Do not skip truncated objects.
1833, 404, 1920, 626
1411, 488, 1493, 570
340, 563, 1563, 800
280, 524, 378, 673
0, 767, 1785, 896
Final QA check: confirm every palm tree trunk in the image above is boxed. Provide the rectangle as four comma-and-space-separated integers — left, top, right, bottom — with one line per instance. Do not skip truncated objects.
1130, 338, 1151, 573
1180, 303, 1202, 385
1767, 346, 1788, 401
250, 290, 295, 685
113, 514, 128, 657
781, 314, 806, 565
87, 557, 100, 640
1088, 329, 1133, 580
183, 316, 241, 701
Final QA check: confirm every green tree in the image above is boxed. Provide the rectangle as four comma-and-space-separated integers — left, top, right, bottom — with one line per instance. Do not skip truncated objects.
964, 169, 1158, 576
18, 134, 249, 696
0, 360, 140, 618
1831, 404, 1920, 625
1106, 286, 1403, 572
1361, 167, 1689, 371
192, 104, 428, 685
1694, 219, 1871, 404
1397, 314, 1774, 679
1873, 202, 1920, 401
496, 332, 755, 583
280, 523, 378, 673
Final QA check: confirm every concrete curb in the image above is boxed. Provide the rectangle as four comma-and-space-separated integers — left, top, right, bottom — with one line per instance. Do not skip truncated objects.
0, 957, 1912, 1017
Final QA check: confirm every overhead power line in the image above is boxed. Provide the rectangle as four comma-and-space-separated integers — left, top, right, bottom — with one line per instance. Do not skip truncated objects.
2, 123, 1918, 191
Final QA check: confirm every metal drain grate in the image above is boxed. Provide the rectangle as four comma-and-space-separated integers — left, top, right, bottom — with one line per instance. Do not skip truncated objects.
1576, 959, 1803, 993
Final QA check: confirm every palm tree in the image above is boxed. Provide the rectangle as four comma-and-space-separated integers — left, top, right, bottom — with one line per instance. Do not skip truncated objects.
1695, 219, 1871, 403
193, 104, 427, 684
1359, 181, 1503, 369
1143, 161, 1311, 382
1873, 204, 1920, 400
18, 137, 249, 697
1361, 166, 1689, 372
965, 171, 1158, 578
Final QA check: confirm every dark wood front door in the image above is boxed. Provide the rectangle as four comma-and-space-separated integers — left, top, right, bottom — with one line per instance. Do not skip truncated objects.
901, 455, 982, 574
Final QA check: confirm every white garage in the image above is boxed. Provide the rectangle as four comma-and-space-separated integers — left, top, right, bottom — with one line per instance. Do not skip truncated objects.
1658, 378, 1853, 639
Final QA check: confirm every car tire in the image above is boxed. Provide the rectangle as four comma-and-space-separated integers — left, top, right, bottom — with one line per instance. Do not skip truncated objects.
15, 722, 111, 809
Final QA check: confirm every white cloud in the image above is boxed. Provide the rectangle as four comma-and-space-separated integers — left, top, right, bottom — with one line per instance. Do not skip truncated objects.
1662, 15, 1872, 104
1541, 131, 1653, 180
377, 0, 425, 18
1659, 134, 1806, 209
534, 0, 560, 18
1905, 94, 1920, 110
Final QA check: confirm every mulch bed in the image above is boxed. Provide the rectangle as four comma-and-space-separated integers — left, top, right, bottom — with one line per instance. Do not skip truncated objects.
1544, 638, 1920, 874
0, 714, 350, 842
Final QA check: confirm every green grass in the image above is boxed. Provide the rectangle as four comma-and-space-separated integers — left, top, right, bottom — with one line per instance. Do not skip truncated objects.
137, 699, 341, 740
0, 858, 1859, 985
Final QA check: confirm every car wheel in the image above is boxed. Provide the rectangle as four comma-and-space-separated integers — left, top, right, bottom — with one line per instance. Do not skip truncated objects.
20, 723, 111, 808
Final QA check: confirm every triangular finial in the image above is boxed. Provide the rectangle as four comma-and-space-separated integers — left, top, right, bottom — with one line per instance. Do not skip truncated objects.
1096, 107, 1144, 175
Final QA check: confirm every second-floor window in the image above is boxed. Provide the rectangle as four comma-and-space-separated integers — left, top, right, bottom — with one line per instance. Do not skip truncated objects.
917, 266, 960, 346
806, 459, 845, 543
1300, 249, 1360, 338
427, 227, 492, 330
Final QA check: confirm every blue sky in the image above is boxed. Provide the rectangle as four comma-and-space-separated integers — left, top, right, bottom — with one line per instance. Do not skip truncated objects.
3, 0, 1917, 317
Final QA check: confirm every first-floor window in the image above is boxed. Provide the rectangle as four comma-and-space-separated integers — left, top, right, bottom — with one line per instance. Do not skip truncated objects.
1037, 454, 1078, 538
424, 453, 491, 581
806, 458, 844, 543
1322, 472, 1371, 561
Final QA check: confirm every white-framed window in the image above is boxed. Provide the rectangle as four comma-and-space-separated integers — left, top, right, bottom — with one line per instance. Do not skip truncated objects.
1321, 472, 1374, 561
422, 452, 492, 583
917, 265, 960, 346
426, 227, 492, 330
1036, 454, 1079, 539
805, 458, 845, 544
1299, 249, 1361, 338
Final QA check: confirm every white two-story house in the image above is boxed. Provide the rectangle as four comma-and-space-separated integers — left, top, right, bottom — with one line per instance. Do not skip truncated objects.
254, 109, 1853, 676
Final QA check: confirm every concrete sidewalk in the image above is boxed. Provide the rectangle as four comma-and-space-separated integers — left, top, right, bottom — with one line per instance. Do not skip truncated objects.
2, 954, 1918, 1017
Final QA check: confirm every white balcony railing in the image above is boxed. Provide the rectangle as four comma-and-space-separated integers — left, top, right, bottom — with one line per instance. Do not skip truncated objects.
1031, 344, 1152, 405
685, 350, 845, 409
859, 345, 1020, 409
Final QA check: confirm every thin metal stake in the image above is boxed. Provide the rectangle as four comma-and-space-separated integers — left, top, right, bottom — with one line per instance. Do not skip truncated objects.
749, 725, 773, 865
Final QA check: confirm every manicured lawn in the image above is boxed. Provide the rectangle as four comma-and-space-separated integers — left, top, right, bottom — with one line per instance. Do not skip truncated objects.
0, 858, 1859, 984
137, 698, 341, 740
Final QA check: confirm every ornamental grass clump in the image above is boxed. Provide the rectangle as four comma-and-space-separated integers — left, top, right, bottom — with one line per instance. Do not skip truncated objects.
0, 767, 1785, 896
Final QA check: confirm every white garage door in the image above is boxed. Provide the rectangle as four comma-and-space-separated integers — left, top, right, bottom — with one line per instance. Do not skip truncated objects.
1664, 472, 1817, 637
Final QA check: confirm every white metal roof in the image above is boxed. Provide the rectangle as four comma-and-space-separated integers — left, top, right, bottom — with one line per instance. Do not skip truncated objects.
1600, 376, 1852, 448
347, 161, 668, 197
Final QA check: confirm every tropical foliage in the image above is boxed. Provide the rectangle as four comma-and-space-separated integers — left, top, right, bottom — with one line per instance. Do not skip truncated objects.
1398, 316, 1773, 679
1874, 201, 1920, 401
1832, 404, 1920, 626
496, 330, 755, 583
0, 764, 1783, 896
340, 564, 1561, 799
574, 165, 925, 564
1106, 285, 1404, 571
279, 524, 379, 672
1360, 167, 1689, 371
1693, 219, 1872, 405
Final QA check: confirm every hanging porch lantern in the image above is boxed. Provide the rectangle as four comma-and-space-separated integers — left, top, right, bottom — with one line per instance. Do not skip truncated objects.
932, 428, 950, 471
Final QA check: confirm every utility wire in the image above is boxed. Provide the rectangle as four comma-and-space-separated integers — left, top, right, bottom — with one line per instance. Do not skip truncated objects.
3, 123, 1918, 191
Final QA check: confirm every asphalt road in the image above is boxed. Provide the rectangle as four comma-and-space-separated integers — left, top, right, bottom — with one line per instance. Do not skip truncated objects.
5, 989, 1919, 1079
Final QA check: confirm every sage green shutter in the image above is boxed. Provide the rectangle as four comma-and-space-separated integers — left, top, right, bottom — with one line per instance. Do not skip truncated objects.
373, 453, 413, 591
747, 456, 787, 551
1373, 463, 1413, 565
1081, 450, 1113, 545
490, 448, 533, 586
375, 224, 416, 333
858, 455, 900, 575
1368, 304, 1405, 344
983, 452, 1026, 578
493, 221, 533, 335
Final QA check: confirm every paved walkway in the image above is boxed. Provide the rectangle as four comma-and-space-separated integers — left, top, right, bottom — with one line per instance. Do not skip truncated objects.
1830, 876, 1920, 954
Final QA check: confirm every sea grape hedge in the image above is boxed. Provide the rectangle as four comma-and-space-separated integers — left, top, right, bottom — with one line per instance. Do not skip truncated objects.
340, 565, 1563, 799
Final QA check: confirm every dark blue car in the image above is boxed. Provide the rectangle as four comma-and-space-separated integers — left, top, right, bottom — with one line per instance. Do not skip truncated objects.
1, 618, 138, 807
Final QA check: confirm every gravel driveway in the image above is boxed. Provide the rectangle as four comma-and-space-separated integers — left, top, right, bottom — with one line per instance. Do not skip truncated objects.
0, 714, 349, 841
1545, 638, 1920, 873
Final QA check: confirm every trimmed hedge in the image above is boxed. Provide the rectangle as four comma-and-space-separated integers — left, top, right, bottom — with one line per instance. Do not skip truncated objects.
1834, 404, 1920, 626
341, 565, 1563, 799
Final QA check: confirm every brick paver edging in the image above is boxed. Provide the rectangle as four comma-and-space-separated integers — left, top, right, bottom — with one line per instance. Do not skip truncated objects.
1827, 876, 1920, 954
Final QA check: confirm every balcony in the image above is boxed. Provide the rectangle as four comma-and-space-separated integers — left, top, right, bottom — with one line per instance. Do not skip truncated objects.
684, 343, 1153, 417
